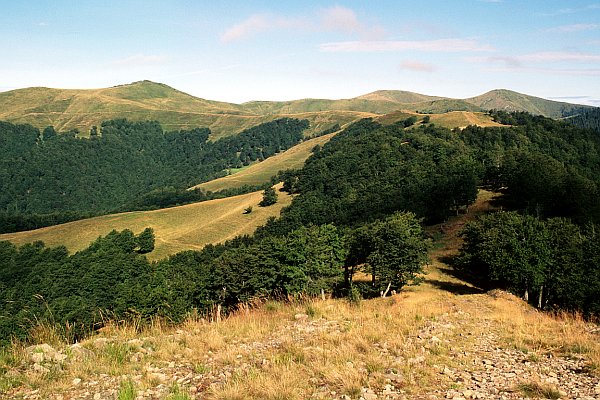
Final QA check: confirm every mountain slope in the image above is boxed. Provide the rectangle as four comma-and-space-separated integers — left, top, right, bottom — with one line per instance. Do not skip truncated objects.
3, 190, 598, 399
0, 185, 292, 261
466, 89, 593, 118
193, 132, 337, 192
1, 81, 595, 139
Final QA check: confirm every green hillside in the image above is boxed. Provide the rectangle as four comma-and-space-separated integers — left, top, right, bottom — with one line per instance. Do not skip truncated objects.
0, 185, 293, 261
1, 81, 594, 140
466, 89, 593, 118
194, 132, 337, 192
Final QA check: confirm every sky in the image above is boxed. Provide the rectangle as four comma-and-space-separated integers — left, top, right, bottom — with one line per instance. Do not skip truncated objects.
1, 0, 600, 105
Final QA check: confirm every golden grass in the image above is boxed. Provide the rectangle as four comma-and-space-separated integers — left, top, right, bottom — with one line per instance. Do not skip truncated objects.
192, 133, 336, 192
2, 190, 599, 399
0, 185, 292, 260
376, 110, 505, 129
430, 111, 504, 129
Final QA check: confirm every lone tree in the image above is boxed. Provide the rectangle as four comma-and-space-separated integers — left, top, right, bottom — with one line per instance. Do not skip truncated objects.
259, 187, 278, 207
135, 227, 155, 254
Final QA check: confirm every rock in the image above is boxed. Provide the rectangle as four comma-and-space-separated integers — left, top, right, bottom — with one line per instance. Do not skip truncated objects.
408, 355, 425, 364
31, 352, 45, 363
69, 344, 94, 361
149, 372, 168, 384
72, 378, 82, 386
294, 313, 309, 321
33, 363, 49, 374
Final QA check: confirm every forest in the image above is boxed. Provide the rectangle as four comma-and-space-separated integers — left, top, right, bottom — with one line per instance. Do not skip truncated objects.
1, 111, 600, 345
0, 118, 308, 233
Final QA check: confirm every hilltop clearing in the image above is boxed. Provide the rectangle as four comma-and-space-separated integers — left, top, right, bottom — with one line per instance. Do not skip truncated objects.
2, 190, 598, 400
0, 185, 292, 261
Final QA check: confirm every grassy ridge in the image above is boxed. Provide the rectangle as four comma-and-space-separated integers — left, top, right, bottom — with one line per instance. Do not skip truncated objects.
193, 132, 337, 192
1, 81, 591, 139
0, 185, 292, 260
375, 110, 504, 129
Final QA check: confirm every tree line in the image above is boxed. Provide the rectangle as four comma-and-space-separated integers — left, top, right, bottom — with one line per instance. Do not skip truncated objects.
0, 118, 308, 233
0, 211, 429, 346
2, 111, 600, 345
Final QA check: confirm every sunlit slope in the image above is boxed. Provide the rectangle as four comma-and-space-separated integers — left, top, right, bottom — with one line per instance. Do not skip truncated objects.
193, 132, 337, 192
466, 89, 593, 118
3, 81, 589, 141
376, 110, 505, 129
0, 185, 292, 261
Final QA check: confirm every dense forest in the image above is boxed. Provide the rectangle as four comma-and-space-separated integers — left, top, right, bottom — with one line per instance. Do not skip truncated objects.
565, 107, 600, 133
0, 118, 308, 233
1, 111, 600, 345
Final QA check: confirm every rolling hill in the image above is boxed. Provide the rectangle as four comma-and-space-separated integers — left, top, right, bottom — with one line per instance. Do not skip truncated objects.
0, 81, 594, 138
466, 89, 592, 118
193, 132, 337, 192
0, 184, 292, 261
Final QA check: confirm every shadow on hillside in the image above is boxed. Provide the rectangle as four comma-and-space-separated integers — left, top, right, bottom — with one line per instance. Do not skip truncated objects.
424, 278, 484, 295
437, 254, 492, 293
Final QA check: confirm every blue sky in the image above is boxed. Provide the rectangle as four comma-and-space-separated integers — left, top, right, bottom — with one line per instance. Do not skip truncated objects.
2, 0, 599, 105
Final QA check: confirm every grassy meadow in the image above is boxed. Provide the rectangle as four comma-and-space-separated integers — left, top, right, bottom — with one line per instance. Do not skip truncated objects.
0, 185, 292, 261
193, 132, 336, 192
3, 190, 598, 399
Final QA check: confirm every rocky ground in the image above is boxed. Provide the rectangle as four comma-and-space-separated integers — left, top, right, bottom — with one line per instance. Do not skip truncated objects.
11, 299, 600, 400
4, 191, 599, 399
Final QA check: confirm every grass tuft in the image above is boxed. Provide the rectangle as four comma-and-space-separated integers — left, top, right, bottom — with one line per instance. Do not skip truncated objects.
117, 378, 137, 400
517, 382, 562, 399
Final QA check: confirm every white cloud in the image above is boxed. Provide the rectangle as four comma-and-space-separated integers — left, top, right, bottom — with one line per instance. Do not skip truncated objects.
319, 39, 494, 53
112, 54, 167, 66
221, 14, 271, 43
539, 4, 600, 16
399, 60, 437, 72
220, 6, 384, 43
519, 51, 600, 63
321, 5, 362, 34
471, 51, 600, 65
547, 23, 600, 32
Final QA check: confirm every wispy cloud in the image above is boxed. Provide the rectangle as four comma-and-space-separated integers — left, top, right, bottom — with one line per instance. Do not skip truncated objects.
539, 3, 600, 16
548, 96, 600, 106
112, 54, 167, 66
519, 51, 600, 62
471, 51, 600, 64
399, 60, 437, 72
319, 39, 494, 53
470, 50, 600, 76
547, 23, 600, 32
220, 6, 384, 43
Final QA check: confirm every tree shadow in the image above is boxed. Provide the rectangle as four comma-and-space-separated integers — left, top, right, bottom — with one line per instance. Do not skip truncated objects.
424, 278, 484, 295
437, 254, 493, 292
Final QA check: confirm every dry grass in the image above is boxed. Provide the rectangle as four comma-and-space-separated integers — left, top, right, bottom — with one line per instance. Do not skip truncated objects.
430, 111, 504, 129
0, 185, 292, 261
2, 190, 599, 399
487, 295, 600, 369
192, 133, 336, 192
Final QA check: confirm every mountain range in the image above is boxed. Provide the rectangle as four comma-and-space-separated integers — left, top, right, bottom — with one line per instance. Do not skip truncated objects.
0, 80, 594, 138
